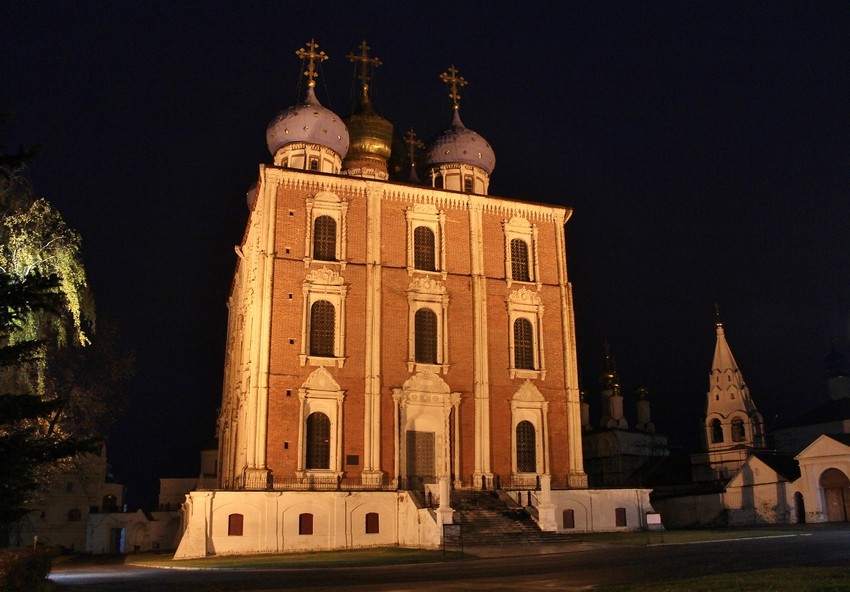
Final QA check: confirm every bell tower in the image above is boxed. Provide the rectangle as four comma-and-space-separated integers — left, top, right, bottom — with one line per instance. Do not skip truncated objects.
696, 308, 765, 481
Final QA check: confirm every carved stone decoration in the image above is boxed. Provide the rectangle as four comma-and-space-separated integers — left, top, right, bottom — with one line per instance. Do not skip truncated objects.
513, 379, 545, 402
305, 267, 344, 286
508, 287, 541, 307
402, 368, 451, 394
408, 276, 446, 295
301, 366, 342, 392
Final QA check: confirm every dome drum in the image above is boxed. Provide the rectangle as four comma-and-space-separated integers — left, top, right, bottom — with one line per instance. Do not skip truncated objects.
272, 142, 343, 174
429, 162, 490, 195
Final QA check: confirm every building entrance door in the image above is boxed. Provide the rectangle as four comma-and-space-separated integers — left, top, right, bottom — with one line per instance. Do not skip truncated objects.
406, 430, 435, 488
820, 468, 850, 522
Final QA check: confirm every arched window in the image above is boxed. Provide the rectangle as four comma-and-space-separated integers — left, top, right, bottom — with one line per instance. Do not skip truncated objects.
415, 308, 438, 364
514, 318, 535, 370
510, 238, 530, 282
309, 300, 335, 357
228, 513, 243, 536
413, 226, 436, 271
710, 418, 723, 443
299, 513, 313, 535
731, 418, 745, 442
516, 420, 536, 473
463, 177, 473, 193
306, 412, 331, 470
309, 157, 319, 171
365, 512, 379, 534
313, 215, 337, 261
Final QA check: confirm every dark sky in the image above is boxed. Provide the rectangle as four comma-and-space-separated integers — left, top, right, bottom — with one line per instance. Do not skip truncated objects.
2, 3, 849, 508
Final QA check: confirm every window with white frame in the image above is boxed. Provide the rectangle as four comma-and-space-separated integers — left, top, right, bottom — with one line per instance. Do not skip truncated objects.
301, 268, 347, 367
304, 192, 348, 268
407, 277, 449, 373
413, 226, 436, 271
503, 216, 539, 286
507, 288, 545, 379
297, 367, 345, 478
406, 204, 446, 278
510, 381, 548, 478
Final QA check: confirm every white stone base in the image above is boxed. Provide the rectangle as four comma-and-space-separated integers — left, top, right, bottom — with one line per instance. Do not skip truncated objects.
174, 490, 440, 559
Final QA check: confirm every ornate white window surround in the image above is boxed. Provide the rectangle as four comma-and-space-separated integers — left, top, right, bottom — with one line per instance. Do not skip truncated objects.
510, 381, 549, 479
301, 268, 347, 368
296, 367, 345, 479
304, 191, 348, 269
507, 288, 546, 380
405, 204, 447, 279
407, 277, 450, 374
503, 216, 541, 288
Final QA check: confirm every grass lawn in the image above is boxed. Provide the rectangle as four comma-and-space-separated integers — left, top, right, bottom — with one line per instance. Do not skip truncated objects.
129, 546, 464, 569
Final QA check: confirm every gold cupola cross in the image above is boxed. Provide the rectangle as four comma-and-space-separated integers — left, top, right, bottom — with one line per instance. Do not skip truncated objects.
440, 65, 468, 111
347, 40, 382, 98
295, 39, 328, 88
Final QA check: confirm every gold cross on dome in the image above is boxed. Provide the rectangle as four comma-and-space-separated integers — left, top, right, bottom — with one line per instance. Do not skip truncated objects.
440, 65, 468, 111
405, 128, 424, 163
295, 39, 328, 88
347, 40, 382, 92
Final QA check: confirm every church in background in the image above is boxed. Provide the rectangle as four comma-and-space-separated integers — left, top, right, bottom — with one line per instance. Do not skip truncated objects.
175, 40, 652, 559
653, 318, 850, 526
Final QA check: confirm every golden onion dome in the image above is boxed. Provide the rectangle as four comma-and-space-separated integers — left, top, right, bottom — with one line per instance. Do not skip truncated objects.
342, 41, 393, 179
343, 94, 393, 172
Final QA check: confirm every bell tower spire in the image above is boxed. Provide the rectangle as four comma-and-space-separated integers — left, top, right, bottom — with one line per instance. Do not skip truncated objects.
702, 308, 766, 480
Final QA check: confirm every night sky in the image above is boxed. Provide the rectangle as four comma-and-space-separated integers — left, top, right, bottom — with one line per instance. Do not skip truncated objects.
2, 3, 848, 508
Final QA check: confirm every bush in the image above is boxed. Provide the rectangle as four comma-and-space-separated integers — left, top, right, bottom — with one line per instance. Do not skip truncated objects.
0, 547, 52, 591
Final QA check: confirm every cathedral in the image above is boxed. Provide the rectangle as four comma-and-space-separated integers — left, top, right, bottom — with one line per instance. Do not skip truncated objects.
175, 40, 651, 558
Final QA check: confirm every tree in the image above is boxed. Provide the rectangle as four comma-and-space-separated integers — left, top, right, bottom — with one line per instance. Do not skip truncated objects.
0, 271, 97, 526
0, 136, 129, 527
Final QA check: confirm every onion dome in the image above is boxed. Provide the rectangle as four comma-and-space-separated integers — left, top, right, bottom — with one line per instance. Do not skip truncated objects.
265, 40, 349, 170
342, 41, 392, 179
424, 66, 495, 195
266, 86, 349, 160
425, 109, 495, 175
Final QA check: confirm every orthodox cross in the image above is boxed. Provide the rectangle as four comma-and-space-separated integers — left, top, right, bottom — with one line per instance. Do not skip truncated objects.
295, 39, 328, 88
439, 65, 467, 111
347, 40, 382, 96
404, 128, 424, 164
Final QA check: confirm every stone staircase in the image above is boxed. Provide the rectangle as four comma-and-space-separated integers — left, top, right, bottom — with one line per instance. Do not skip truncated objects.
449, 490, 574, 545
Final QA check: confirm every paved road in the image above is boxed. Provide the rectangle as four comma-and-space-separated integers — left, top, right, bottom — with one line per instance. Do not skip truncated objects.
50, 526, 850, 591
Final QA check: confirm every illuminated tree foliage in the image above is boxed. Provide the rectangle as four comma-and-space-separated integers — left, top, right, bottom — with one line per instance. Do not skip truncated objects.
0, 137, 131, 527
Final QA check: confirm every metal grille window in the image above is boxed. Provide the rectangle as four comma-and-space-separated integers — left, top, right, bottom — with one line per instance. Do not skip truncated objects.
516, 420, 536, 473
510, 238, 530, 282
413, 226, 436, 271
415, 308, 438, 364
513, 317, 535, 370
313, 215, 337, 261
309, 300, 335, 357
305, 412, 330, 470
